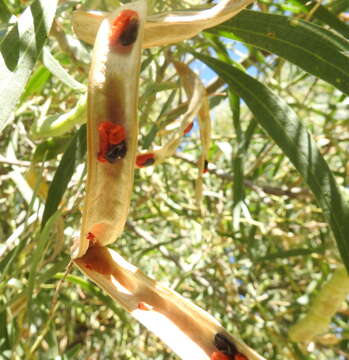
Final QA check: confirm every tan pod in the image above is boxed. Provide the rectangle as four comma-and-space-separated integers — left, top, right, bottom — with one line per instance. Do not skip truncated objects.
75, 246, 266, 360
73, 3, 266, 359
75, 0, 147, 258
72, 0, 254, 48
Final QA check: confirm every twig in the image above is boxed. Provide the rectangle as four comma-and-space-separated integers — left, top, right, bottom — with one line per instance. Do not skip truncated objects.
175, 153, 310, 198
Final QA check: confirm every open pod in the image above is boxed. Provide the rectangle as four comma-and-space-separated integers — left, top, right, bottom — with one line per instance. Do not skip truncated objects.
75, 246, 266, 360
74, 1, 266, 359
75, 0, 146, 258
135, 61, 205, 168
173, 62, 212, 209
135, 61, 212, 212
72, 0, 254, 48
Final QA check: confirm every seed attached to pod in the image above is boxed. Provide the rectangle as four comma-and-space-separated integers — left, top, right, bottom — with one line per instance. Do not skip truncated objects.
110, 10, 139, 52
234, 354, 248, 360
119, 17, 139, 45
97, 121, 127, 163
136, 153, 155, 167
137, 301, 153, 311
213, 333, 248, 360
211, 351, 231, 360
87, 232, 96, 241
105, 141, 127, 162
86, 232, 97, 246
214, 333, 238, 357
203, 159, 209, 173
183, 122, 194, 135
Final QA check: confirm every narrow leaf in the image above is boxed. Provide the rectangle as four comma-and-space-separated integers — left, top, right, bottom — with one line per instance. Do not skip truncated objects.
41, 125, 86, 228
33, 135, 72, 162
72, 0, 253, 48
42, 47, 86, 91
294, 0, 349, 39
207, 10, 349, 95
20, 65, 51, 101
0, 308, 10, 352
0, 0, 58, 132
193, 52, 349, 272
31, 94, 87, 138
0, 0, 11, 23
63, 274, 127, 322
27, 211, 61, 316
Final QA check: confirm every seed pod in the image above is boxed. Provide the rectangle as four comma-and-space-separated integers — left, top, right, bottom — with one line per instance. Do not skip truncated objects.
75, 1, 147, 258
75, 246, 261, 360
72, 0, 254, 49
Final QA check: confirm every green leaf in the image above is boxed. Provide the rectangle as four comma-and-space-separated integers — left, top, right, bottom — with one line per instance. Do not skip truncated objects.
229, 91, 245, 208
42, 47, 86, 91
33, 135, 72, 162
41, 125, 86, 228
192, 52, 349, 272
27, 211, 61, 317
0, 0, 11, 23
0, 0, 58, 133
256, 246, 326, 262
0, 307, 10, 353
140, 81, 177, 105
63, 274, 127, 322
31, 94, 87, 138
20, 65, 51, 101
328, 0, 349, 15
207, 10, 349, 95
294, 0, 349, 39
142, 124, 159, 149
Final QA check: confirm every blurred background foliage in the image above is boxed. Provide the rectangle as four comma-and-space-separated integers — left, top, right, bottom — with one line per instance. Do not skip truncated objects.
0, 0, 348, 359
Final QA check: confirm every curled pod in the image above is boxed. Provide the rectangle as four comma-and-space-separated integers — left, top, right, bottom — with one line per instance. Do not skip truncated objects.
75, 1, 147, 258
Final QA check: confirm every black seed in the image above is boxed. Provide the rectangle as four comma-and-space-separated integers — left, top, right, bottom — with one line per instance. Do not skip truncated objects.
214, 333, 238, 357
119, 18, 139, 46
143, 157, 155, 167
105, 141, 127, 163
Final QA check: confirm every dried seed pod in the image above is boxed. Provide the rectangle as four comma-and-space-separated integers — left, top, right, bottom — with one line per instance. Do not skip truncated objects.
75, 246, 261, 360
72, 0, 254, 48
136, 61, 205, 168
75, 0, 147, 258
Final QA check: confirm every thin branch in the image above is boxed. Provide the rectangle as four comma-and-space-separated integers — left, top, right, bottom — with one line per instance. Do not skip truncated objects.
175, 153, 310, 198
